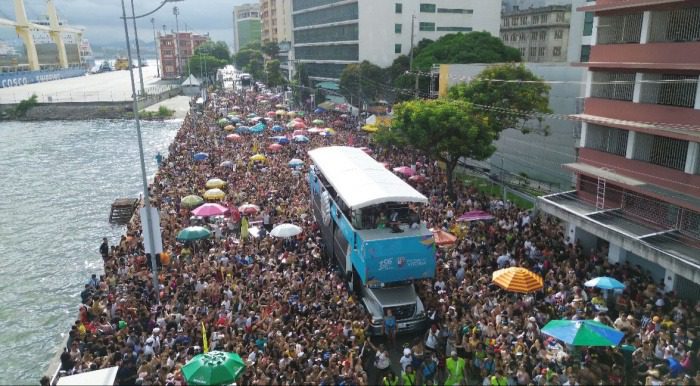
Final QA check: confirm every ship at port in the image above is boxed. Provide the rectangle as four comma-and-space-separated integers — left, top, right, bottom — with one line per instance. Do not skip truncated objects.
0, 0, 88, 89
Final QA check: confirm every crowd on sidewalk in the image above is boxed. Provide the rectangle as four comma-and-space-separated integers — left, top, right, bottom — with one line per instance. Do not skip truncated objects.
48, 88, 699, 386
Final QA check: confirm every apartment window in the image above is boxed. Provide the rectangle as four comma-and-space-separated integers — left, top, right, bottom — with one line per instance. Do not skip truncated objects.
520, 32, 526, 40
512, 17, 519, 26
529, 47, 537, 57
554, 30, 563, 39
420, 3, 436, 13
395, 44, 402, 54
591, 71, 635, 101
511, 33, 518, 41
585, 124, 629, 156
395, 3, 402, 13
540, 31, 547, 40
519, 47, 526, 56
553, 47, 561, 56
502, 34, 508, 41
419, 22, 436, 31
597, 13, 643, 44
556, 12, 565, 22
521, 16, 528, 25
648, 7, 700, 43
503, 18, 510, 27
541, 14, 548, 23
395, 23, 402, 33
538, 47, 546, 56
640, 73, 698, 108
583, 12, 594, 36
532, 15, 539, 24
531, 32, 538, 40
580, 45, 591, 62
634, 133, 689, 170
437, 8, 473, 14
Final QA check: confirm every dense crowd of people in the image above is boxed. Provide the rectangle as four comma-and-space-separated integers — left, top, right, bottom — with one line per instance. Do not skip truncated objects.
46, 87, 700, 386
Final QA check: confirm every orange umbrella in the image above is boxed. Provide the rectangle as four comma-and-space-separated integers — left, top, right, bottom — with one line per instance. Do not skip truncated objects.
432, 230, 457, 246
492, 267, 543, 293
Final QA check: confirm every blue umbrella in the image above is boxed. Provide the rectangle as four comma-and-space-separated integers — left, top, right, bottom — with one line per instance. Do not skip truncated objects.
320, 130, 333, 137
271, 125, 284, 132
541, 320, 624, 346
236, 126, 251, 134
193, 152, 208, 161
584, 277, 625, 290
250, 124, 265, 133
293, 135, 309, 143
220, 160, 234, 168
314, 107, 326, 114
277, 137, 290, 145
288, 158, 304, 167
227, 116, 240, 123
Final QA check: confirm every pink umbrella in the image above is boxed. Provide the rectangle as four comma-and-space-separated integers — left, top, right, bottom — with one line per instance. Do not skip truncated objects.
266, 111, 276, 117
409, 175, 426, 183
191, 203, 229, 217
268, 143, 283, 152
307, 127, 324, 134
226, 134, 242, 142
293, 117, 304, 122
457, 210, 495, 222
292, 121, 307, 129
393, 166, 415, 177
239, 204, 260, 215
292, 129, 307, 136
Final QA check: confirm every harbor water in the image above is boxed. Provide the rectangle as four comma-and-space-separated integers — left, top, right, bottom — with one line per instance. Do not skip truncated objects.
0, 119, 181, 385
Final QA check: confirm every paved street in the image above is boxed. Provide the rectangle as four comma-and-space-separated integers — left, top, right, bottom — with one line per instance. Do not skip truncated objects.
0, 65, 166, 104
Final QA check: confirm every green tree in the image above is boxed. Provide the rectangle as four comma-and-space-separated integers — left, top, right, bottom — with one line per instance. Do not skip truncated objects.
448, 63, 551, 135
261, 41, 280, 58
233, 48, 263, 70
291, 63, 311, 107
339, 61, 387, 105
413, 32, 520, 70
265, 59, 286, 87
383, 99, 494, 197
188, 54, 228, 78
244, 57, 264, 80
194, 41, 231, 62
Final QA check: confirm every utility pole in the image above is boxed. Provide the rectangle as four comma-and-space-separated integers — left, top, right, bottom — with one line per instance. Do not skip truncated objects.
358, 63, 363, 119
151, 18, 160, 78
409, 14, 419, 99
130, 0, 146, 96
173, 6, 181, 77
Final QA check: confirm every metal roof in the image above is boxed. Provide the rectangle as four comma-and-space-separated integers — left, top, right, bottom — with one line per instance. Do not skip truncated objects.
308, 146, 427, 210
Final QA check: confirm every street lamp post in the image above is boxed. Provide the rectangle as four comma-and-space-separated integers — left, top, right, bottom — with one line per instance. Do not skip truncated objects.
130, 0, 147, 96
173, 6, 182, 77
151, 18, 160, 78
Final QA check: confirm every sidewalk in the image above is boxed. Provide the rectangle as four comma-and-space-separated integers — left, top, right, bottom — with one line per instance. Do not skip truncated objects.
144, 95, 192, 119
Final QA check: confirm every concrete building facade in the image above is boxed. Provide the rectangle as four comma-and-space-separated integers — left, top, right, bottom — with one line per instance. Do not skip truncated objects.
260, 0, 293, 45
500, 5, 572, 63
233, 3, 262, 53
159, 32, 209, 79
538, 0, 700, 300
291, 0, 502, 81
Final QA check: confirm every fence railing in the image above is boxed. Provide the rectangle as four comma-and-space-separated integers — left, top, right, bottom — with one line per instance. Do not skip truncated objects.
0, 84, 181, 105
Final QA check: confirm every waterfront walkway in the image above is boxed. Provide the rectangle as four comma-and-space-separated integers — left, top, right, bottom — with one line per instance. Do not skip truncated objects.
0, 66, 164, 104
48, 90, 699, 386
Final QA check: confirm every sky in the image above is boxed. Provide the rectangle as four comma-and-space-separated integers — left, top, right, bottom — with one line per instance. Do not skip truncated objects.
0, 0, 248, 48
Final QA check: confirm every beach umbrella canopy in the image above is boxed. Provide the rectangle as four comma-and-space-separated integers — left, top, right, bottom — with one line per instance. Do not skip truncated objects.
312, 119, 324, 126
271, 125, 284, 132
275, 109, 286, 115
217, 118, 228, 127
584, 276, 625, 290
277, 137, 290, 145
307, 127, 324, 134
193, 152, 209, 161
292, 129, 307, 136
292, 121, 306, 129
238, 204, 260, 215
250, 154, 267, 162
227, 116, 240, 123
492, 267, 543, 293
314, 107, 326, 114
362, 125, 378, 133
541, 320, 624, 347
319, 130, 333, 137
457, 210, 495, 222
176, 226, 211, 241
246, 113, 257, 118
220, 160, 234, 168
181, 195, 204, 208
231, 105, 241, 110
226, 134, 242, 142
181, 351, 246, 386
224, 124, 235, 131
393, 166, 415, 177
266, 111, 276, 117
286, 111, 297, 117
275, 104, 285, 109
293, 135, 309, 143
203, 188, 226, 201
250, 124, 265, 133
236, 126, 251, 134
318, 101, 335, 110
205, 178, 226, 189
288, 158, 304, 167
433, 230, 457, 246
192, 203, 229, 217
268, 143, 283, 152
325, 128, 336, 134
270, 223, 303, 238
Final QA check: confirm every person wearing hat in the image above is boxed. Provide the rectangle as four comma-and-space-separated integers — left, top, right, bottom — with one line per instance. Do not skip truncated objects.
400, 347, 414, 372
445, 350, 466, 386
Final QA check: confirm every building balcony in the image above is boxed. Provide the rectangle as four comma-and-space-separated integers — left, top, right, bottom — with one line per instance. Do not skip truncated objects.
584, 42, 700, 71
574, 147, 700, 200
582, 98, 700, 141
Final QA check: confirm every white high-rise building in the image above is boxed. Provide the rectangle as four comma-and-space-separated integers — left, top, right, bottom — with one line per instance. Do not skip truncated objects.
291, 0, 502, 81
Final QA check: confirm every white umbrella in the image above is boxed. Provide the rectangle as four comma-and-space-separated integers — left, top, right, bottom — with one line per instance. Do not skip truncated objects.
270, 223, 303, 238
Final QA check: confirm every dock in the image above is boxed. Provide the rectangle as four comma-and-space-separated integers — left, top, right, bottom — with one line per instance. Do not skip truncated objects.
109, 198, 139, 225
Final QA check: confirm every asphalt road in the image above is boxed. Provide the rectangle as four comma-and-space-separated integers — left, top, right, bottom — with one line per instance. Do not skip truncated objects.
0, 65, 163, 104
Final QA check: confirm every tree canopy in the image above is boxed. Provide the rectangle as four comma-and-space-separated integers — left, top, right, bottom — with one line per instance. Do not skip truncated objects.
339, 61, 387, 105
265, 59, 286, 87
413, 32, 521, 70
194, 41, 231, 62
261, 41, 280, 58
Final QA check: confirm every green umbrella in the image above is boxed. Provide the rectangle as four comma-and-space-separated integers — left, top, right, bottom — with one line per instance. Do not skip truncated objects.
541, 319, 624, 347
312, 119, 324, 125
181, 195, 204, 208
176, 226, 211, 241
182, 351, 246, 385
217, 118, 228, 127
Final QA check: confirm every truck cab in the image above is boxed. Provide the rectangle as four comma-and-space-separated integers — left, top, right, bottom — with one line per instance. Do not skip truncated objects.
361, 282, 426, 335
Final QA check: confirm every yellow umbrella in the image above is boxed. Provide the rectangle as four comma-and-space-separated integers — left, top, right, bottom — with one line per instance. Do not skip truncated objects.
205, 178, 226, 189
324, 128, 336, 134
286, 111, 297, 117
203, 188, 226, 201
492, 267, 543, 293
275, 109, 286, 115
362, 125, 378, 133
249, 154, 267, 162
224, 125, 235, 131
